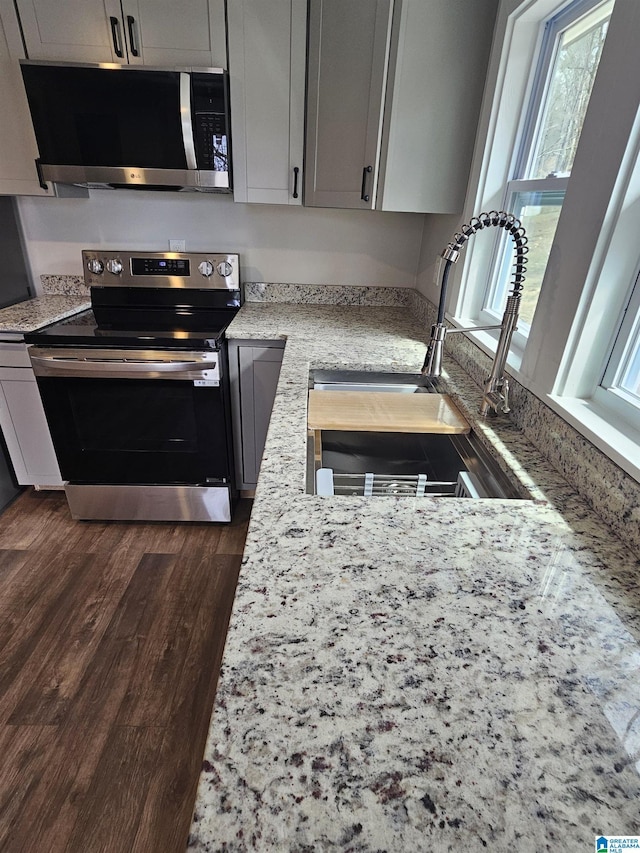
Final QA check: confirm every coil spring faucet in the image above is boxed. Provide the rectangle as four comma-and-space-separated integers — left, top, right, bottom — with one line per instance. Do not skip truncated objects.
421, 210, 528, 416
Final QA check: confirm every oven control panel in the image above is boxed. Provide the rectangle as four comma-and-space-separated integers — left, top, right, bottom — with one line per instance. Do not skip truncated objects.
82, 250, 240, 291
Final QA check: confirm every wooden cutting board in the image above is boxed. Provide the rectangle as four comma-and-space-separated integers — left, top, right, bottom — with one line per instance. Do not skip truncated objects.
307, 390, 470, 433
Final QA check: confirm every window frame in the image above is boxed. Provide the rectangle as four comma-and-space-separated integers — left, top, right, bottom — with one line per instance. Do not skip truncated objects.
474, 0, 611, 346
596, 263, 640, 426
446, 0, 640, 482
476, 176, 568, 343
551, 103, 640, 459
449, 0, 573, 340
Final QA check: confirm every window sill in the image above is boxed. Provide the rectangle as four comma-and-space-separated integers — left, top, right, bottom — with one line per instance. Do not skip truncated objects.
546, 394, 640, 483
448, 317, 640, 483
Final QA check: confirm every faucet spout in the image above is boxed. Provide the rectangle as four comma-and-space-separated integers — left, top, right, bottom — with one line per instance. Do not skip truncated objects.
421, 210, 528, 416
421, 323, 447, 376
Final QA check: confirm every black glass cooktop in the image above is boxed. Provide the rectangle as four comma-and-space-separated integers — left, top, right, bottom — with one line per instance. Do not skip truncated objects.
23, 309, 232, 350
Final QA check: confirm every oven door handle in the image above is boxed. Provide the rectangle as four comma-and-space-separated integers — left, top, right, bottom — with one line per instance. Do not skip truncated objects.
30, 354, 218, 380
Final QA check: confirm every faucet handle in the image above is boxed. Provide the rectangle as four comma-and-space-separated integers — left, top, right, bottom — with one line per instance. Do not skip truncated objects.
501, 378, 511, 414
480, 379, 511, 417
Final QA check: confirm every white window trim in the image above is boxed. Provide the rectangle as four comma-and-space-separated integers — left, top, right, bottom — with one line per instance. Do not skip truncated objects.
447, 0, 640, 483
525, 0, 640, 482
546, 395, 640, 481
549, 98, 640, 472
476, 177, 569, 344
516, 0, 614, 180
445, 0, 582, 379
449, 0, 573, 326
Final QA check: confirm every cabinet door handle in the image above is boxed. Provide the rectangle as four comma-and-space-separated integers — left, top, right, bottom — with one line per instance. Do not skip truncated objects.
126, 15, 140, 57
361, 165, 372, 202
292, 166, 299, 199
110, 16, 124, 58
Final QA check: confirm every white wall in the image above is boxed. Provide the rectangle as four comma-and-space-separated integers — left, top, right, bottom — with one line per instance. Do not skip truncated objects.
17, 191, 425, 288
415, 212, 462, 303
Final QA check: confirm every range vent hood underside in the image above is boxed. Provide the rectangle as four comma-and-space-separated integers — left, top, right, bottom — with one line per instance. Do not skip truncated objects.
40, 164, 231, 193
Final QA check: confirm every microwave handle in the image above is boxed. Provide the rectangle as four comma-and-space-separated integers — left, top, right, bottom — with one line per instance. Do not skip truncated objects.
180, 73, 198, 170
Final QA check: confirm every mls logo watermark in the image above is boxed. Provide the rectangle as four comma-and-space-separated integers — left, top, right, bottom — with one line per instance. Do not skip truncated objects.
596, 837, 640, 851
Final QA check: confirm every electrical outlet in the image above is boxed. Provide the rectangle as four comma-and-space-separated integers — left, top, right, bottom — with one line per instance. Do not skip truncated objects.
169, 239, 186, 252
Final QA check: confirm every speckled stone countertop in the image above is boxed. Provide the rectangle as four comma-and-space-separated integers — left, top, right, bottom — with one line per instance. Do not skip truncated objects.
0, 295, 90, 334
189, 303, 640, 851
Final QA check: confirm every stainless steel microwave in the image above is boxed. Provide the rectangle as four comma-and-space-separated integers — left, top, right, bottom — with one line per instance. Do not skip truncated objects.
20, 60, 232, 193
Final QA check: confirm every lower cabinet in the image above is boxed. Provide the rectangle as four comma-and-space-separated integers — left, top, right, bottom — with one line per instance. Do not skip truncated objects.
0, 343, 62, 486
228, 340, 284, 491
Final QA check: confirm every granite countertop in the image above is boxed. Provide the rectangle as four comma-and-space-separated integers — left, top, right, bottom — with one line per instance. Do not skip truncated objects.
189, 303, 640, 851
0, 295, 90, 335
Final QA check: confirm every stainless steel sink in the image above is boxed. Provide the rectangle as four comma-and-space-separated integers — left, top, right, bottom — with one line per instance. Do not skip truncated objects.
311, 369, 440, 394
307, 371, 522, 499
308, 429, 521, 498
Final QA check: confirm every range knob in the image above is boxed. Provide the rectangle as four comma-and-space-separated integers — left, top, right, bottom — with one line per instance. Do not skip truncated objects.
198, 260, 214, 278
87, 258, 104, 275
106, 258, 123, 275
216, 261, 233, 278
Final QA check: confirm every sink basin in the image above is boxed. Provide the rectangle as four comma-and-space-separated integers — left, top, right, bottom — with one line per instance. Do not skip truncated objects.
311, 370, 440, 394
307, 371, 522, 500
308, 429, 520, 498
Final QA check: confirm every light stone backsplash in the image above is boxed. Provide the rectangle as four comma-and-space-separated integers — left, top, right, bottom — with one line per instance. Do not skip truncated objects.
243, 281, 413, 307
40, 275, 88, 296
409, 289, 640, 555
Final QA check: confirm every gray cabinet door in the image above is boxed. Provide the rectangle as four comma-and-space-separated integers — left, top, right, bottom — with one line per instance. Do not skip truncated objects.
16, 0, 226, 66
0, 435, 20, 511
377, 0, 497, 214
120, 0, 227, 68
230, 343, 284, 490
15, 0, 125, 62
305, 0, 393, 209
0, 369, 63, 486
228, 0, 305, 204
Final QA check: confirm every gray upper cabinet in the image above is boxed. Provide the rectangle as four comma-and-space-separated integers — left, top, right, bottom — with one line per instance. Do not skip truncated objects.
15, 0, 227, 67
15, 0, 124, 63
227, 0, 306, 205
0, 0, 51, 195
305, 0, 497, 214
378, 0, 497, 213
305, 0, 393, 210
119, 0, 227, 67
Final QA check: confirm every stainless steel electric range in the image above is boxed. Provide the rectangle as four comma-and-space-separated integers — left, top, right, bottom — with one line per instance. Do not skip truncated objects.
24, 250, 241, 522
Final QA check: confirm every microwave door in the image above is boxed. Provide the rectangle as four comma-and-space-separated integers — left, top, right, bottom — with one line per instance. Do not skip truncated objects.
20, 63, 230, 191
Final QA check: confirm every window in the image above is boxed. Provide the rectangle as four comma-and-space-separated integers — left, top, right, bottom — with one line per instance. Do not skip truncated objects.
451, 0, 640, 479
478, 0, 613, 340
584, 135, 640, 437
602, 269, 640, 402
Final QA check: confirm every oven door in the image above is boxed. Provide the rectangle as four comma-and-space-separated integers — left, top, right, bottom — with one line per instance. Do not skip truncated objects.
30, 347, 232, 487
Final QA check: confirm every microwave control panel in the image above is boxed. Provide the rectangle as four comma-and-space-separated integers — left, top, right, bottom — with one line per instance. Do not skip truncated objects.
195, 114, 228, 172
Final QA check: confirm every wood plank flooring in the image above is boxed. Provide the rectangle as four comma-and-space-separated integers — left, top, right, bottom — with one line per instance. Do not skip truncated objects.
0, 488, 248, 853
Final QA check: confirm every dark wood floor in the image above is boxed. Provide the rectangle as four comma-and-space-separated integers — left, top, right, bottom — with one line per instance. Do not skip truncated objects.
0, 488, 248, 853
